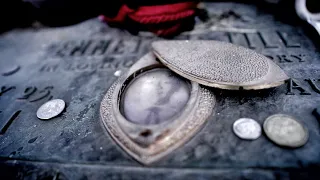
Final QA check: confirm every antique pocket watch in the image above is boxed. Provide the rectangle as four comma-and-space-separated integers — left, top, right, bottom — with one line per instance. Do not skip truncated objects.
100, 52, 215, 164
100, 40, 289, 164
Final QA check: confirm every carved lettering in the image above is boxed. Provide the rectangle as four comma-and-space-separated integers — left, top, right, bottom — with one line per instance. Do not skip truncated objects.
40, 64, 58, 72
277, 55, 293, 63
29, 86, 54, 102
51, 40, 112, 57
17, 86, 54, 102
76, 63, 89, 70
1, 65, 20, 76
277, 31, 301, 48
70, 40, 92, 56
99, 61, 119, 70
291, 54, 305, 62
46, 31, 301, 59
99, 57, 117, 69
0, 86, 16, 96
286, 79, 311, 95
257, 32, 279, 48
17, 87, 37, 100
55, 41, 73, 57
112, 39, 141, 54
90, 40, 111, 56
65, 63, 74, 71
228, 32, 257, 48
264, 54, 306, 63
227, 32, 290, 49
306, 79, 320, 94
227, 32, 233, 43
243, 33, 256, 49
47, 38, 144, 57
39, 58, 137, 73
0, 110, 21, 134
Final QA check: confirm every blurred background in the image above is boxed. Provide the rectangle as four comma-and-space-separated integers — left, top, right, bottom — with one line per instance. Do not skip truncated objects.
1, 0, 319, 36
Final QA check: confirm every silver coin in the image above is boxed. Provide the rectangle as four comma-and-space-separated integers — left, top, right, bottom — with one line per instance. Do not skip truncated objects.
263, 114, 309, 148
36, 99, 66, 120
233, 118, 261, 140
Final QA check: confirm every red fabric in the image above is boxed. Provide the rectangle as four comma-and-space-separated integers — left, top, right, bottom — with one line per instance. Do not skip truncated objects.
130, 9, 195, 24
129, 2, 197, 24
150, 23, 183, 36
99, 2, 198, 36
99, 5, 133, 23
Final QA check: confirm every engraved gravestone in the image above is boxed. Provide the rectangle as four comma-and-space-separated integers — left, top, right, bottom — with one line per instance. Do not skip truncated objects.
1, 2, 320, 179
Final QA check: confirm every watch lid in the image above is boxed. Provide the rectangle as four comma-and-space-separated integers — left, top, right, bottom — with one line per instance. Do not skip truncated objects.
152, 40, 289, 90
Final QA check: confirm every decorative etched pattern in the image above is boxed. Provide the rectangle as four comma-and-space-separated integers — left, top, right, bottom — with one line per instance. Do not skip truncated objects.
152, 40, 269, 83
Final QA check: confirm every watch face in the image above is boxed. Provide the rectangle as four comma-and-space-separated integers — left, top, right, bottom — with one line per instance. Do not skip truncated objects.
152, 40, 289, 90
100, 53, 216, 164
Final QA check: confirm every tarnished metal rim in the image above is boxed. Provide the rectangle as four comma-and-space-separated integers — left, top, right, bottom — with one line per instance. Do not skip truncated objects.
114, 64, 197, 129
100, 54, 216, 164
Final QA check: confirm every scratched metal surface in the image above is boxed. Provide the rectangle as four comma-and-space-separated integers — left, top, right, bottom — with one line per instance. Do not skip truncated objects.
0, 2, 320, 179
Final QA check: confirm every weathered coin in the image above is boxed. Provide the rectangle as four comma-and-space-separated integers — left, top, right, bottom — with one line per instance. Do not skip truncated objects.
233, 118, 261, 140
36, 99, 66, 120
263, 114, 308, 148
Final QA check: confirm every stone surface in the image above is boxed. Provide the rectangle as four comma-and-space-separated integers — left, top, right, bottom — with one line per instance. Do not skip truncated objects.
0, 2, 320, 179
